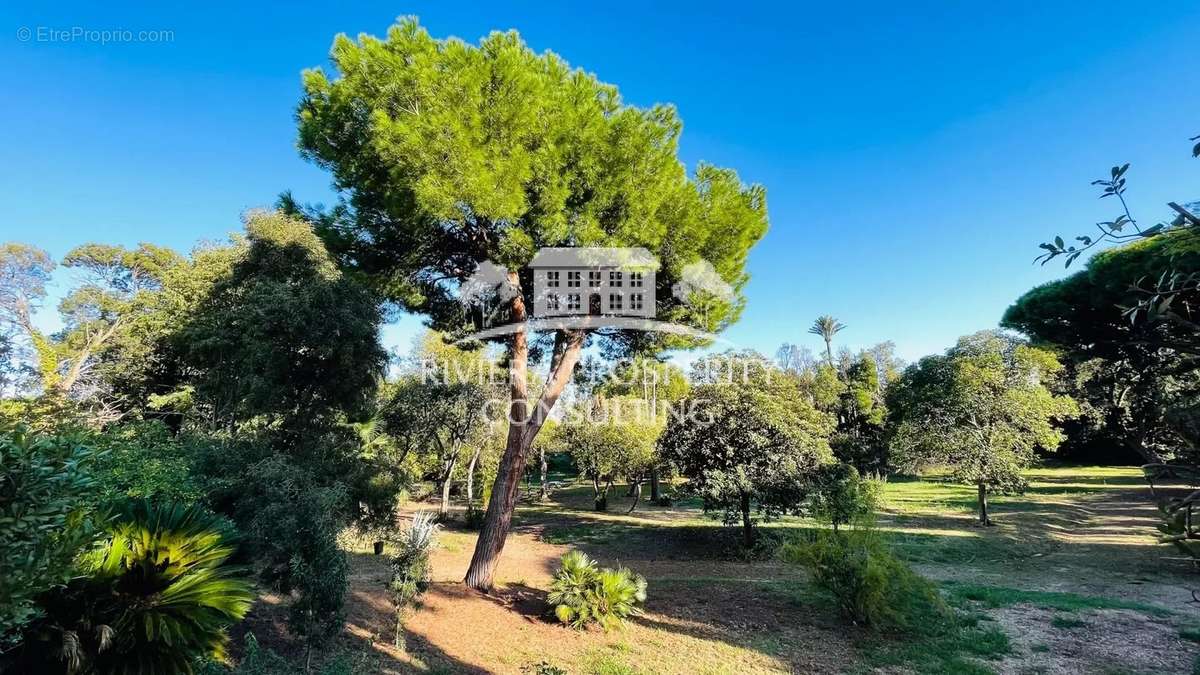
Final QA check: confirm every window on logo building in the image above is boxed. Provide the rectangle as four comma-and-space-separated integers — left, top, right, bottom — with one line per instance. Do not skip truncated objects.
630, 272, 643, 288
588, 270, 602, 287
546, 294, 560, 311
630, 293, 643, 310
568, 271, 581, 287
547, 271, 559, 287
567, 294, 581, 311
609, 293, 623, 311
609, 271, 623, 287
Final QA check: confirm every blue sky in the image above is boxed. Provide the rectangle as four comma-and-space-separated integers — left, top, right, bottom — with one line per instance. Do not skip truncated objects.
2, 2, 1198, 363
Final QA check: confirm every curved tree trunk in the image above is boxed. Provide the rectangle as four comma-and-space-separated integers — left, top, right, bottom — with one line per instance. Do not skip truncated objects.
465, 445, 482, 506
464, 305, 584, 592
438, 454, 458, 517
627, 480, 642, 513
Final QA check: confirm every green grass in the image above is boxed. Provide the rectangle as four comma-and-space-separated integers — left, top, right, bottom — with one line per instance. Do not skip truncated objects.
862, 621, 1010, 675
943, 582, 1172, 616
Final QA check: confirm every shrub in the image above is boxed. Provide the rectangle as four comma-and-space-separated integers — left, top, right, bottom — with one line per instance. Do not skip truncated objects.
0, 428, 104, 649
547, 551, 646, 631
12, 500, 253, 674
783, 524, 952, 635
807, 463, 883, 531
388, 512, 440, 647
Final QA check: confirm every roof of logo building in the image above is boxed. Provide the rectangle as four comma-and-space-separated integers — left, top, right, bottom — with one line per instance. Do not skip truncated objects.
527, 247, 659, 270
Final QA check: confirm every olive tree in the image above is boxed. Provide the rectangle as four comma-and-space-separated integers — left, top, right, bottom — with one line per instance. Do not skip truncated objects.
658, 352, 834, 546
888, 331, 1079, 525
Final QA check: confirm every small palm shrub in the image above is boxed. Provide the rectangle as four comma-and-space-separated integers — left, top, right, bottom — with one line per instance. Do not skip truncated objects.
15, 499, 254, 674
388, 512, 439, 647
547, 551, 647, 631
783, 524, 951, 636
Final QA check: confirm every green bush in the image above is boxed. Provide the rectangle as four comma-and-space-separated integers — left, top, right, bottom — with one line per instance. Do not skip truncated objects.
12, 500, 253, 674
0, 428, 104, 649
807, 463, 883, 531
89, 420, 203, 503
783, 524, 952, 635
547, 551, 646, 631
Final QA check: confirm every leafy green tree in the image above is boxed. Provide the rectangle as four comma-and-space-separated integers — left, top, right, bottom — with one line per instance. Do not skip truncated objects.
11, 500, 253, 674
659, 352, 834, 545
555, 405, 660, 512
808, 315, 847, 365
294, 19, 767, 590
0, 429, 103, 649
1033, 141, 1200, 354
181, 210, 385, 426
177, 212, 389, 650
0, 243, 60, 391
1005, 232, 1200, 463
888, 331, 1079, 525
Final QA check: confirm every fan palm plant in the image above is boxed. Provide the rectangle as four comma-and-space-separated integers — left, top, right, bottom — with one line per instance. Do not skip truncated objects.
808, 315, 847, 365
548, 551, 647, 630
17, 500, 253, 674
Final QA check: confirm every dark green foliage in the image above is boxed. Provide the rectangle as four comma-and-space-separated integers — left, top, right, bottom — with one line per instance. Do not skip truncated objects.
659, 352, 834, 545
12, 500, 253, 674
89, 420, 203, 503
783, 525, 953, 636
547, 551, 647, 630
0, 428, 104, 648
807, 463, 882, 531
204, 449, 351, 650
1005, 228, 1200, 464
180, 211, 385, 425
888, 331, 1077, 524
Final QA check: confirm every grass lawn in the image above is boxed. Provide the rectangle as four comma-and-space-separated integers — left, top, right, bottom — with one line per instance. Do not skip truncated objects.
232, 465, 1200, 674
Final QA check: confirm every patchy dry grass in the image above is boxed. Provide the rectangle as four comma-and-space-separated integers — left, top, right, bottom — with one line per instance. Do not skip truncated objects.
227, 465, 1200, 674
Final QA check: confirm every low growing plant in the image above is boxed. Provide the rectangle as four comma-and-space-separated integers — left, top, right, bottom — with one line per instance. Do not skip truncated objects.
388, 512, 440, 647
547, 551, 647, 631
783, 521, 952, 635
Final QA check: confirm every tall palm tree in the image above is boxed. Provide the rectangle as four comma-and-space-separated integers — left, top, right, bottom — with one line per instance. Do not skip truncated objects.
808, 315, 847, 365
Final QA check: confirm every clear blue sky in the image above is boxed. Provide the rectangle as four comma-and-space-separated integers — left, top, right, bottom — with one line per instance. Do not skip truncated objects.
2, 2, 1198, 363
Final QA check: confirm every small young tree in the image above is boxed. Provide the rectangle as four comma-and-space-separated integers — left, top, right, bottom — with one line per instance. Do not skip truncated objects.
557, 411, 658, 512
659, 352, 835, 545
888, 331, 1079, 525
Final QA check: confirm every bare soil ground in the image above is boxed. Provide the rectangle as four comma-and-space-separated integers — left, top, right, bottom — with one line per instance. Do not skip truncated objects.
236, 467, 1200, 674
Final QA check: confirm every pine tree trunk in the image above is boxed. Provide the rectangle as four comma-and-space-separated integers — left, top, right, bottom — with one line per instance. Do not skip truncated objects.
464, 309, 584, 592
649, 469, 660, 502
977, 482, 992, 526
